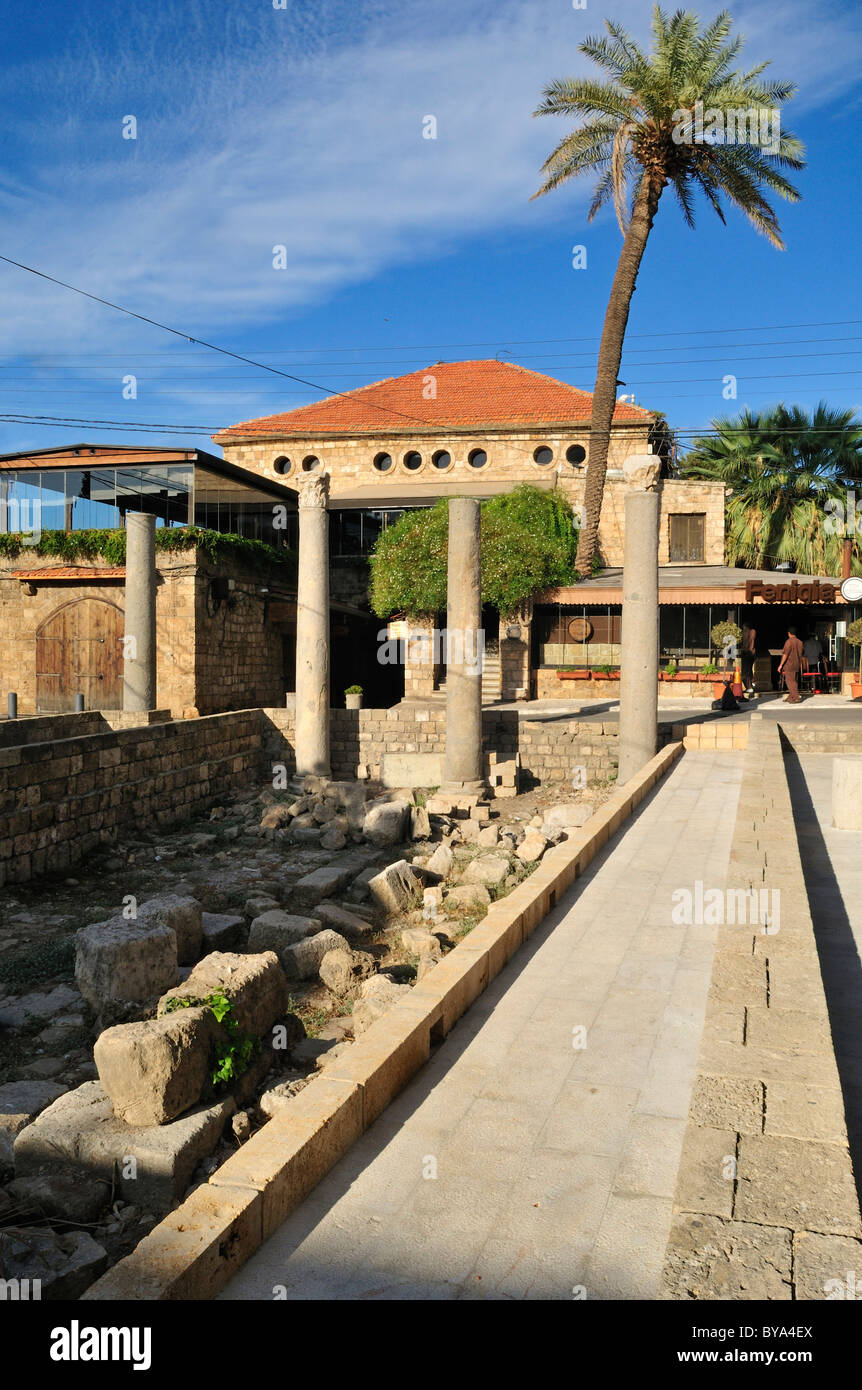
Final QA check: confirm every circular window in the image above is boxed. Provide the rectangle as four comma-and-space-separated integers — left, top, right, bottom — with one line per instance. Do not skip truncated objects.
273, 456, 291, 475
566, 444, 587, 466
432, 450, 451, 470
568, 617, 594, 642
468, 449, 487, 469
403, 450, 422, 471
373, 452, 393, 472
301, 455, 320, 471
534, 446, 554, 466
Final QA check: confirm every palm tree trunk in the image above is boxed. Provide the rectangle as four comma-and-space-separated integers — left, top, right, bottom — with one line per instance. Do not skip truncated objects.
575, 175, 665, 573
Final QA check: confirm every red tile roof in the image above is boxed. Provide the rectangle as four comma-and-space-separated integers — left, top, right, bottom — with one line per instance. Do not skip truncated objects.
14, 566, 125, 580
213, 359, 654, 439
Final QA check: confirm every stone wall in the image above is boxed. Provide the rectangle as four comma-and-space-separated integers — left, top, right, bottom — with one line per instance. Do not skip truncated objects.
0, 547, 292, 720
0, 711, 262, 886
0, 710, 169, 749
260, 707, 621, 788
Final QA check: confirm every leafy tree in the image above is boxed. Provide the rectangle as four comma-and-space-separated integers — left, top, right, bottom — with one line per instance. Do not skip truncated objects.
533, 6, 804, 573
681, 403, 862, 572
369, 486, 578, 618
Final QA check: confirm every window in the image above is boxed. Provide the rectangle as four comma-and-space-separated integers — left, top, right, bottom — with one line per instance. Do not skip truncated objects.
301, 455, 321, 472
432, 450, 451, 470
468, 449, 487, 469
403, 450, 422, 471
669, 513, 705, 563
533, 445, 554, 466
566, 444, 587, 466
273, 456, 291, 475
373, 452, 393, 472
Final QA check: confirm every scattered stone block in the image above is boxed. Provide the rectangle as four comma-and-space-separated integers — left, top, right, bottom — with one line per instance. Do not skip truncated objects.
0, 1081, 68, 1135
292, 862, 361, 910
444, 884, 491, 912
477, 825, 500, 848
352, 974, 412, 1035
463, 854, 510, 887
0, 984, 81, 1030
260, 804, 293, 830
137, 894, 203, 965
94, 1006, 218, 1127
367, 860, 424, 915
7, 1169, 110, 1225
542, 803, 594, 834
244, 894, 280, 919
516, 831, 549, 863
320, 824, 348, 851
158, 951, 289, 1039
201, 912, 245, 952
281, 930, 350, 981
401, 927, 442, 958
0, 1228, 107, 1301
363, 798, 411, 846
313, 902, 375, 941
318, 948, 376, 997
13, 1082, 235, 1211
426, 843, 454, 878
75, 917, 178, 1012
247, 910, 322, 958
410, 805, 431, 840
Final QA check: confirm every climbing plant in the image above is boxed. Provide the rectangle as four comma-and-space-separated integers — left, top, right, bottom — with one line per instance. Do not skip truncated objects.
0, 526, 296, 576
369, 485, 582, 619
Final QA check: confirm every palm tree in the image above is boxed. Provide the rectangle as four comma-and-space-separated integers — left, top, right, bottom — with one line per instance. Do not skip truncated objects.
681, 402, 862, 574
533, 6, 805, 573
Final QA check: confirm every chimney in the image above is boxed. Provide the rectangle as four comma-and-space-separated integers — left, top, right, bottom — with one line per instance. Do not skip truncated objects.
842, 538, 852, 581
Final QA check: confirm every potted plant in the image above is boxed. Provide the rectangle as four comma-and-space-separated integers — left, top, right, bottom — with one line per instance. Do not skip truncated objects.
557, 667, 591, 680
846, 619, 862, 699
593, 663, 617, 680
345, 684, 363, 710
700, 661, 719, 683
662, 659, 678, 681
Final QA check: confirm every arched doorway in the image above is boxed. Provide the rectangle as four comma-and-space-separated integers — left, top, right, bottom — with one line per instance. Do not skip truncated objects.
36, 598, 124, 712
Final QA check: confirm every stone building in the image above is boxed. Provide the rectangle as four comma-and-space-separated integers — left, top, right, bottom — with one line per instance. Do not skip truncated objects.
0, 445, 303, 716
214, 359, 727, 699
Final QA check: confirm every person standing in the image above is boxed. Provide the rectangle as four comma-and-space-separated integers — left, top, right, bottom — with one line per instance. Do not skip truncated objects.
779, 626, 804, 703
741, 621, 756, 695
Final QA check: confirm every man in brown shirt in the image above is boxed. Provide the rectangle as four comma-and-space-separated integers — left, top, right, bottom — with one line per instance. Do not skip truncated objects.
779, 626, 804, 703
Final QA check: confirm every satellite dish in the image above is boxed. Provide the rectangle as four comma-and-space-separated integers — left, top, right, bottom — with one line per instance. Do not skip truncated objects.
841, 576, 862, 602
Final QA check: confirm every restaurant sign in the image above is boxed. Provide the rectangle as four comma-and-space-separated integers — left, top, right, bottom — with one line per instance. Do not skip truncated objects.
745, 579, 838, 604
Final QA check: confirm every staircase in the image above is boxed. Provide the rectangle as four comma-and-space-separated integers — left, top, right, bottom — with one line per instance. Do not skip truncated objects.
430, 649, 502, 705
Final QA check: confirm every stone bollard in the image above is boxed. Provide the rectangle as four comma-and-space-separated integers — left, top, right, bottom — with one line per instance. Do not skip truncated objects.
832, 757, 862, 830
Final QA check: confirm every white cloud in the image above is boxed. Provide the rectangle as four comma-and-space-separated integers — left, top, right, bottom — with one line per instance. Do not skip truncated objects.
0, 0, 857, 391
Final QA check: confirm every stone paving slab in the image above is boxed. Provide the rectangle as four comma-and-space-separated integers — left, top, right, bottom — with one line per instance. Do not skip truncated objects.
219, 752, 743, 1301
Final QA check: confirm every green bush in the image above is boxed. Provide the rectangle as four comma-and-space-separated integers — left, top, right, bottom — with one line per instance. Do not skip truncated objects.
369, 485, 579, 618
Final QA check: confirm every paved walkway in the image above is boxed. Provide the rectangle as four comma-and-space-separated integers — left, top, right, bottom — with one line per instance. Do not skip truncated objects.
220, 752, 744, 1301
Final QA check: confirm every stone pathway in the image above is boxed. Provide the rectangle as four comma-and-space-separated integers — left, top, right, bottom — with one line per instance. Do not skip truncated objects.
219, 752, 743, 1301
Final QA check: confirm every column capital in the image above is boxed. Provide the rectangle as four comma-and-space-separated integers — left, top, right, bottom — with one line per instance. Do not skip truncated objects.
622, 453, 661, 492
297, 470, 330, 509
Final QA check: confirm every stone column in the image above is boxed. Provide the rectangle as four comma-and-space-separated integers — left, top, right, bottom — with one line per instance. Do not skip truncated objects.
443, 498, 485, 791
123, 512, 157, 711
832, 757, 862, 830
295, 472, 331, 778
617, 455, 661, 784
500, 598, 533, 701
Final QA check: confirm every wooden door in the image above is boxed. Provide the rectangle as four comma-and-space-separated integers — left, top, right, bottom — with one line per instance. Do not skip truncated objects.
36, 599, 124, 712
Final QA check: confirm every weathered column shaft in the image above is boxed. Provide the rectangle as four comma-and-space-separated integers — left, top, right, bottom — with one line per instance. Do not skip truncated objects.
123, 512, 157, 711
618, 462, 661, 784
295, 473, 331, 778
443, 498, 485, 790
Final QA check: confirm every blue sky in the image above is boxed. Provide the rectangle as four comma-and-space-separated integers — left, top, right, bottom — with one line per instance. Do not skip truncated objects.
0, 0, 860, 457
